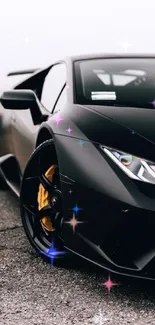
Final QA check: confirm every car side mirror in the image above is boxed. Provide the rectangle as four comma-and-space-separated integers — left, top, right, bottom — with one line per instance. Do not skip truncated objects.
0, 89, 38, 110
0, 89, 48, 125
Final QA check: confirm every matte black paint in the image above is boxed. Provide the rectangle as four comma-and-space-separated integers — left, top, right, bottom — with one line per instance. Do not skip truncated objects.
1, 54, 155, 280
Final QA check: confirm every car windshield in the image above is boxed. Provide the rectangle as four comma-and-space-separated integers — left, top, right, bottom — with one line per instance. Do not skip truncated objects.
74, 58, 155, 109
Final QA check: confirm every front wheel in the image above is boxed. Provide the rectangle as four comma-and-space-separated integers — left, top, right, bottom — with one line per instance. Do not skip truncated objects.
20, 140, 66, 263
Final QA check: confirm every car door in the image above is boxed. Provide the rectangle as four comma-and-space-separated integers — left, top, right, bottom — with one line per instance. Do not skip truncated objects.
11, 63, 67, 172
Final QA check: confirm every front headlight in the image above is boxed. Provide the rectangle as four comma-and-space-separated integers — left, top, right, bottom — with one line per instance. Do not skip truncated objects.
100, 145, 155, 184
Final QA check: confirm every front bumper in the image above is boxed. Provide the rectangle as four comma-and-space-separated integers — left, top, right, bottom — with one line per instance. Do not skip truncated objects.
55, 134, 155, 279
62, 178, 155, 280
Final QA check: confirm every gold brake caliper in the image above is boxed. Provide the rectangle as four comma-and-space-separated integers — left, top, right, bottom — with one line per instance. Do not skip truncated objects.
37, 165, 57, 232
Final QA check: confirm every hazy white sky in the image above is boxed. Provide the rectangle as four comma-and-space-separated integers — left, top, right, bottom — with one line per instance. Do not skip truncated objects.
0, 0, 155, 80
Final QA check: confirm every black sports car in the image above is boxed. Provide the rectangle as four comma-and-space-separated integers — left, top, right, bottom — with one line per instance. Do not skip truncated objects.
1, 54, 155, 280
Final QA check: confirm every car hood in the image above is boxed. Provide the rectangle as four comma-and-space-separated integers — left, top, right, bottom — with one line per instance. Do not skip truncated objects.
87, 105, 155, 161
86, 105, 155, 143
69, 104, 155, 163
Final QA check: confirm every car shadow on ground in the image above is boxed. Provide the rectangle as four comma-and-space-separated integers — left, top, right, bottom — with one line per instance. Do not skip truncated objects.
32, 247, 155, 308
2, 188, 155, 310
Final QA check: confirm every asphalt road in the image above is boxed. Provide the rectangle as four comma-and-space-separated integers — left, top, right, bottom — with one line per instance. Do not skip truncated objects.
1, 188, 155, 325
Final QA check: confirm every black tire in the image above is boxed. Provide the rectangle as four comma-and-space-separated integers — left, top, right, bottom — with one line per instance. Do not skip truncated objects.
20, 139, 66, 263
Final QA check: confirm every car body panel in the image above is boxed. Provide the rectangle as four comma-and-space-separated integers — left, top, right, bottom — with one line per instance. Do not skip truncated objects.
46, 103, 155, 162
53, 133, 155, 279
87, 104, 155, 147
1, 54, 155, 279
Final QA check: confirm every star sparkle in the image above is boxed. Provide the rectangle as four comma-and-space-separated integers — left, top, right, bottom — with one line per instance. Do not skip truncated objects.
92, 309, 107, 325
119, 41, 132, 52
69, 189, 73, 195
64, 212, 84, 232
44, 241, 66, 266
66, 127, 72, 133
53, 113, 64, 126
24, 36, 31, 44
151, 99, 155, 108
100, 275, 119, 293
78, 139, 85, 146
131, 130, 135, 135
71, 204, 83, 215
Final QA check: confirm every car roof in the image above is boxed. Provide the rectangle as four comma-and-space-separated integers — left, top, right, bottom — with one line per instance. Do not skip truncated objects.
68, 53, 155, 62
12, 53, 155, 91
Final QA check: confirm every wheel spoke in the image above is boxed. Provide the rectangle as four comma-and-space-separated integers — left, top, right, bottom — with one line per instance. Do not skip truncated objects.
38, 151, 46, 177
22, 177, 39, 205
21, 142, 64, 254
33, 220, 41, 239
39, 204, 57, 217
39, 173, 55, 194
23, 205, 36, 230
32, 209, 45, 240
23, 205, 36, 216
24, 204, 57, 239
24, 176, 38, 182
52, 168, 60, 186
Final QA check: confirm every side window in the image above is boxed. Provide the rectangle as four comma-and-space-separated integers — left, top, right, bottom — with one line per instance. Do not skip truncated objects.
53, 86, 67, 113
41, 63, 66, 112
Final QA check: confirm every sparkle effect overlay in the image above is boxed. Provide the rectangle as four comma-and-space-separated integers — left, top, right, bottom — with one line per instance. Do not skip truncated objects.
66, 127, 72, 133
92, 309, 107, 325
71, 204, 83, 215
24, 36, 31, 44
44, 240, 66, 266
78, 139, 85, 147
151, 99, 155, 108
64, 212, 84, 233
53, 113, 64, 126
119, 41, 132, 52
100, 275, 119, 293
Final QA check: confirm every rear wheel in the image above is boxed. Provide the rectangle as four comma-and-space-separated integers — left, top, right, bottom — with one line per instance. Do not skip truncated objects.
20, 140, 66, 262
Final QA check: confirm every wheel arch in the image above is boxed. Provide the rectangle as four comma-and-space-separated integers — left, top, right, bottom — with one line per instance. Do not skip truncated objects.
35, 126, 54, 148
35, 127, 59, 169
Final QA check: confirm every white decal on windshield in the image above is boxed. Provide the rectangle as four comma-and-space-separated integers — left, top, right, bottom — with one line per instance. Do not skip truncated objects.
91, 91, 116, 100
